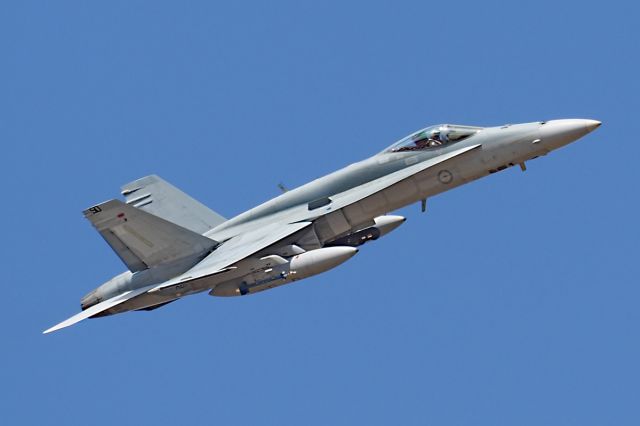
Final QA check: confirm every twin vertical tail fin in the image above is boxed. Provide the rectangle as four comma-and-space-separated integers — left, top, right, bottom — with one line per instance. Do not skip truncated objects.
44, 176, 225, 333
85, 199, 218, 273
121, 175, 226, 234
84, 175, 227, 272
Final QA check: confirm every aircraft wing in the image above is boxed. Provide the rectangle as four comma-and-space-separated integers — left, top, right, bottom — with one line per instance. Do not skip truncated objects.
44, 144, 478, 334
147, 145, 481, 293
44, 221, 312, 333
43, 285, 157, 334
148, 221, 313, 292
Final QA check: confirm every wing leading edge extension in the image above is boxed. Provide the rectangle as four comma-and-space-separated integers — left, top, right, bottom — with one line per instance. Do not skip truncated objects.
328, 144, 482, 213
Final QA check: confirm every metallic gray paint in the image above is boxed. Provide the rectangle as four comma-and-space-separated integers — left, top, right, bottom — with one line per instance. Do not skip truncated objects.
44, 118, 600, 333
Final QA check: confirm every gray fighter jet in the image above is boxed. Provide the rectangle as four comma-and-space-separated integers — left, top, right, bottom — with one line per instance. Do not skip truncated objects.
44, 119, 600, 333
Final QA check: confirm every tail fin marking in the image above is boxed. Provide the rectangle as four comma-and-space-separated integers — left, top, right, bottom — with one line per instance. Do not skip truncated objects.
84, 199, 217, 272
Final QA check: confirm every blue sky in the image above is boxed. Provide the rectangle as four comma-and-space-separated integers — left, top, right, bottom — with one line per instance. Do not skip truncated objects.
2, 1, 638, 425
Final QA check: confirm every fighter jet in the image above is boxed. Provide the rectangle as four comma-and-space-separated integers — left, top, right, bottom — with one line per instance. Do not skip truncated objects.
44, 119, 601, 333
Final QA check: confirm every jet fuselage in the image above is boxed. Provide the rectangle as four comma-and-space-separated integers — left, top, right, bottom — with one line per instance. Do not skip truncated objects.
76, 119, 600, 322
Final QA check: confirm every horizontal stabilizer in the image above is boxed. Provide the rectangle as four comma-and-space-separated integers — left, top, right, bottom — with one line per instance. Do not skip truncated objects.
85, 199, 218, 272
121, 175, 226, 234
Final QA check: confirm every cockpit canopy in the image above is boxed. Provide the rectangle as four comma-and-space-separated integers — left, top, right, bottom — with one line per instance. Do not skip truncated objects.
386, 124, 482, 153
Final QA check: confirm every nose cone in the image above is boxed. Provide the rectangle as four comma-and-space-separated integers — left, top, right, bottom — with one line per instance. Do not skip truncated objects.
539, 119, 601, 150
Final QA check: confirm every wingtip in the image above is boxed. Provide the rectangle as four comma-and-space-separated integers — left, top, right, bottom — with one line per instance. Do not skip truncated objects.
43, 324, 64, 334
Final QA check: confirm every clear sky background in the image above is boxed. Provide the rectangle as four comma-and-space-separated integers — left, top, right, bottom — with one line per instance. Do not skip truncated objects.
2, 1, 638, 425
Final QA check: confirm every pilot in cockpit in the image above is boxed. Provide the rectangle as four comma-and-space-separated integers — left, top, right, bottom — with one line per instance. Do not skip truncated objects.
386, 124, 480, 153
427, 131, 443, 147
414, 137, 431, 149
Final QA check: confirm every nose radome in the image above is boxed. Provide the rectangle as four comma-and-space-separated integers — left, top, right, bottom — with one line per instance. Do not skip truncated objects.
539, 119, 600, 150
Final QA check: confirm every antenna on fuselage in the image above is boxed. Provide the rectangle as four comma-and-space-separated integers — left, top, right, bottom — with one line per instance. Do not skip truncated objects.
277, 183, 288, 193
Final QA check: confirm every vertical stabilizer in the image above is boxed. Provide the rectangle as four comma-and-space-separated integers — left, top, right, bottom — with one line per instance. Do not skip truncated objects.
84, 199, 218, 272
121, 175, 226, 234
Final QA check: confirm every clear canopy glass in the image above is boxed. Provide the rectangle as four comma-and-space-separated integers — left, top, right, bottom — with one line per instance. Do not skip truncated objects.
386, 124, 482, 153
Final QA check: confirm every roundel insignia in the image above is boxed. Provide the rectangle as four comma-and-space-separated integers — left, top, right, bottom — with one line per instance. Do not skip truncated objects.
438, 169, 453, 184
